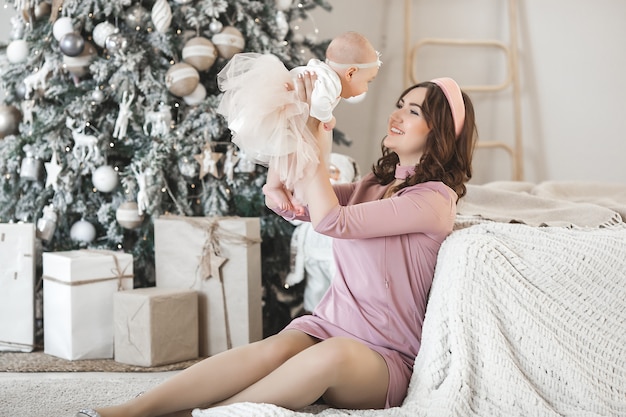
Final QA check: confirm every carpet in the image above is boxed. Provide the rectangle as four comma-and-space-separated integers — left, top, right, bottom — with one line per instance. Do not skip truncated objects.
0, 372, 175, 417
0, 351, 203, 372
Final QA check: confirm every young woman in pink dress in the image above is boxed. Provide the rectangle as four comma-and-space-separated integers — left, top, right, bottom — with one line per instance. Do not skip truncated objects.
77, 75, 476, 417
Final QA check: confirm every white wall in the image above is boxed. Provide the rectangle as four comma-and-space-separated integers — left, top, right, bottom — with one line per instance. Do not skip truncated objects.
312, 0, 626, 184
3, 1, 625, 184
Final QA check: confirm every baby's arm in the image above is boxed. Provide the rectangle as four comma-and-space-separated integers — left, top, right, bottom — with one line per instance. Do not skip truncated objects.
322, 116, 336, 131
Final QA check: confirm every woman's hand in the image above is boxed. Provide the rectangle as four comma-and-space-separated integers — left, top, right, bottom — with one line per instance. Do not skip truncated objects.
293, 72, 323, 135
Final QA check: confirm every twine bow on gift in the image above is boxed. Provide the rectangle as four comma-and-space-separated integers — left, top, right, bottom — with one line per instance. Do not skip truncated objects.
42, 249, 133, 291
160, 215, 261, 350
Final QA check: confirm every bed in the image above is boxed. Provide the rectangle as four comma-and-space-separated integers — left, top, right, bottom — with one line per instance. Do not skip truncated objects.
193, 181, 626, 417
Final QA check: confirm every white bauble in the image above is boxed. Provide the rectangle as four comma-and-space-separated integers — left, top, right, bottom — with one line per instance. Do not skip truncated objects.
212, 26, 245, 60
183, 83, 207, 106
165, 63, 199, 97
93, 21, 117, 48
7, 40, 29, 64
70, 220, 96, 243
53, 17, 74, 41
151, 0, 172, 33
182, 37, 218, 71
116, 201, 144, 229
92, 165, 118, 192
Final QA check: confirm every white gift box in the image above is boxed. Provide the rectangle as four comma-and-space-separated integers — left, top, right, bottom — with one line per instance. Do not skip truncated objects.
43, 250, 133, 360
154, 216, 262, 357
0, 224, 37, 352
114, 287, 199, 367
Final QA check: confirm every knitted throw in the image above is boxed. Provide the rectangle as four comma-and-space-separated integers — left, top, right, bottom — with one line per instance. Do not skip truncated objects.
193, 222, 626, 417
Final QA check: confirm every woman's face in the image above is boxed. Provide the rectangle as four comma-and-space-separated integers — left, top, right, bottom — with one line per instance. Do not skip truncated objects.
383, 87, 431, 165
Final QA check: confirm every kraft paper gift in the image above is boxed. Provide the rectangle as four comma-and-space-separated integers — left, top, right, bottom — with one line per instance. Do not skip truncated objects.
154, 215, 262, 357
0, 223, 37, 352
114, 287, 199, 367
43, 250, 133, 360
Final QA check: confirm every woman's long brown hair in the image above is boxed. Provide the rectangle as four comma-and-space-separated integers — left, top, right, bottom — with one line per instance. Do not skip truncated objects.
372, 81, 477, 200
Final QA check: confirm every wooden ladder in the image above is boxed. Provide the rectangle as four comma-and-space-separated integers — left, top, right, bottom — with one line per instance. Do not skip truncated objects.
404, 0, 524, 181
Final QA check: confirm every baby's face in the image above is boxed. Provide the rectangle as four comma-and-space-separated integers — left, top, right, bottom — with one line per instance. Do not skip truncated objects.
341, 66, 379, 99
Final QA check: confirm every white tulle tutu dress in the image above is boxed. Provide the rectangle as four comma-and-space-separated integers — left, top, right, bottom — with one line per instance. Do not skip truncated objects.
217, 53, 339, 191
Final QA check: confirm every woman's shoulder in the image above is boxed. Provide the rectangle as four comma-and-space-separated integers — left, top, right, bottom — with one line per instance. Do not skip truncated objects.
399, 181, 458, 202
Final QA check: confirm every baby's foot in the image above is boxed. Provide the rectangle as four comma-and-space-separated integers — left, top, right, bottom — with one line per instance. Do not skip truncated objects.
262, 184, 293, 211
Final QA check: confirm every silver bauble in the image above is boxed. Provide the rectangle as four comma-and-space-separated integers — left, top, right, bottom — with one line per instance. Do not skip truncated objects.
105, 33, 129, 53
15, 83, 28, 100
124, 4, 149, 31
59, 32, 85, 57
92, 88, 105, 103
209, 19, 223, 34
93, 21, 117, 48
0, 105, 22, 139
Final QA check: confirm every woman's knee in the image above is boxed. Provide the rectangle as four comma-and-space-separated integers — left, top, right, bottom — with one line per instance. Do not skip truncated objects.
254, 330, 317, 365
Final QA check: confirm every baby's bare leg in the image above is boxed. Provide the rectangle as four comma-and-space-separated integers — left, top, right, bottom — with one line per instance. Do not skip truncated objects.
263, 165, 294, 211
93, 331, 317, 417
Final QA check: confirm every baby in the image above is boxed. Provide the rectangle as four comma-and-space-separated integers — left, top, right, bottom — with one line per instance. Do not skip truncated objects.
217, 31, 380, 212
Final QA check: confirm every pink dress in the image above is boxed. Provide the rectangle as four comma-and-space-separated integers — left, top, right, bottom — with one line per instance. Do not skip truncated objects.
279, 173, 457, 408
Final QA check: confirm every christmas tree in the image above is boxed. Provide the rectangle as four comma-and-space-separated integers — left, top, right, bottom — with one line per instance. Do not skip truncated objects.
0, 0, 334, 337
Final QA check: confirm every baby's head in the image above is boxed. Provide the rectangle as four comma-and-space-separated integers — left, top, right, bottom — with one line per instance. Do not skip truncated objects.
325, 32, 381, 99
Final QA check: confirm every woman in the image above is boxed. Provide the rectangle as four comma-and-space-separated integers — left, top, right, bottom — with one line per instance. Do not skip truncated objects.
77, 75, 476, 417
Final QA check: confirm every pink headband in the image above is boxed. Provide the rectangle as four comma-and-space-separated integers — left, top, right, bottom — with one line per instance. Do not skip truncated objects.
431, 77, 465, 137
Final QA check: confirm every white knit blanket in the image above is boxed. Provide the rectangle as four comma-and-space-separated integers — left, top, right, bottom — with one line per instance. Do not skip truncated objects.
193, 222, 626, 417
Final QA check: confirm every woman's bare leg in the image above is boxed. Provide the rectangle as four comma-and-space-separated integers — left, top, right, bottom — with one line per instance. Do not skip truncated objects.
216, 336, 390, 410
93, 330, 317, 417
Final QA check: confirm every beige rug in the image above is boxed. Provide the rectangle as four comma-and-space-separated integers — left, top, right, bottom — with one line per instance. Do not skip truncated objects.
0, 351, 203, 372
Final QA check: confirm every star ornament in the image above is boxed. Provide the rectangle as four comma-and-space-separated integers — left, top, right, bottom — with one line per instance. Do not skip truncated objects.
193, 144, 224, 179
44, 151, 62, 190
209, 253, 227, 281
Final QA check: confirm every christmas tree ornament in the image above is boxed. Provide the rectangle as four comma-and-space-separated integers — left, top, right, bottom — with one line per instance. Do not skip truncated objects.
36, 204, 58, 242
143, 103, 172, 137
93, 21, 117, 48
10, 15, 26, 40
70, 219, 96, 243
52, 16, 74, 41
113, 91, 134, 138
182, 37, 218, 71
104, 33, 129, 54
44, 151, 62, 190
59, 32, 85, 57
133, 166, 152, 216
194, 145, 224, 179
6, 39, 29, 64
15, 82, 28, 100
63, 41, 97, 77
275, 11, 289, 41
116, 201, 144, 229
165, 63, 199, 97
223, 147, 240, 181
275, 0, 293, 11
124, 4, 150, 31
209, 19, 223, 34
173, 0, 193, 4
0, 105, 22, 138
212, 26, 245, 60
183, 83, 207, 106
20, 152, 43, 181
34, 2, 52, 20
92, 165, 119, 192
151, 0, 172, 33
66, 117, 101, 161
23, 59, 54, 98
92, 87, 106, 103
234, 149, 256, 173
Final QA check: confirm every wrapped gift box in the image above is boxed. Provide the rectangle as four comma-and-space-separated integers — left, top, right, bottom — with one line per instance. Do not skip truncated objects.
0, 224, 37, 352
43, 250, 133, 360
114, 287, 199, 367
154, 216, 262, 357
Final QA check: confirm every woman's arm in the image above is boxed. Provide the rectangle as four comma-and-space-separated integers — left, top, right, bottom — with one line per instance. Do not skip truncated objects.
294, 72, 340, 227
